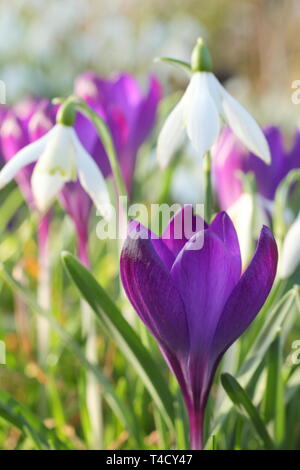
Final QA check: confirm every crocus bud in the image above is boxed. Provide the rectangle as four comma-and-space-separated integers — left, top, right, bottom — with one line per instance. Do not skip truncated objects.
191, 37, 213, 73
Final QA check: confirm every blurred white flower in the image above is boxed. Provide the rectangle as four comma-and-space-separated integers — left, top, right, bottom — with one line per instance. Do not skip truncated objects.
228, 193, 268, 268
0, 123, 109, 213
279, 212, 300, 279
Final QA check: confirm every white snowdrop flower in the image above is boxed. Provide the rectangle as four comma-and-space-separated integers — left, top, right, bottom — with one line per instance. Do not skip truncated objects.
157, 38, 270, 168
279, 212, 300, 279
0, 102, 109, 214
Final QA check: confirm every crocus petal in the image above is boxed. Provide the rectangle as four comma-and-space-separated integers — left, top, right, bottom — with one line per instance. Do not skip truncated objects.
279, 213, 300, 279
157, 100, 185, 169
31, 169, 65, 212
186, 72, 220, 157
219, 83, 270, 163
128, 220, 175, 271
120, 221, 189, 355
171, 229, 240, 355
162, 205, 206, 258
0, 130, 52, 188
211, 226, 278, 359
73, 134, 110, 216
209, 211, 242, 275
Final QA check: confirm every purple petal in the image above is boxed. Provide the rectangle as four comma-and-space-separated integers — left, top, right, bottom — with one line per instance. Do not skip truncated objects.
211, 225, 278, 359
120, 221, 189, 355
162, 205, 206, 258
243, 126, 285, 200
209, 211, 241, 276
171, 228, 241, 355
74, 71, 161, 193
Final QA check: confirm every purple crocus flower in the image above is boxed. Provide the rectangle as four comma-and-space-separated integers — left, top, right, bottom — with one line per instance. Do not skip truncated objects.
74, 71, 162, 194
212, 126, 300, 210
120, 207, 278, 449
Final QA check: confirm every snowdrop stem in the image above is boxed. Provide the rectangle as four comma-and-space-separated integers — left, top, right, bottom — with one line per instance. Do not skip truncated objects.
77, 238, 103, 450
74, 100, 128, 201
203, 151, 213, 222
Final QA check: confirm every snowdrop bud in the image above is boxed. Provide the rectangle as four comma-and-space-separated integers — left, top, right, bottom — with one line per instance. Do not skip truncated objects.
191, 38, 213, 73
57, 100, 76, 127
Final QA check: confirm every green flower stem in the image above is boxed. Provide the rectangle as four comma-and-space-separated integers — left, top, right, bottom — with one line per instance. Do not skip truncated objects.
203, 151, 213, 222
74, 100, 128, 201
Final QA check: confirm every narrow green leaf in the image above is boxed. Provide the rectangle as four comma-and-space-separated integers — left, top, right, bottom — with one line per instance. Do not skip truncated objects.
263, 331, 285, 445
0, 389, 68, 449
0, 186, 24, 235
154, 57, 191, 72
221, 373, 273, 449
61, 251, 175, 430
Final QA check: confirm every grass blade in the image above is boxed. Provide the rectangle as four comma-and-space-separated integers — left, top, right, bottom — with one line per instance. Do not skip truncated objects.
221, 373, 273, 449
0, 389, 68, 449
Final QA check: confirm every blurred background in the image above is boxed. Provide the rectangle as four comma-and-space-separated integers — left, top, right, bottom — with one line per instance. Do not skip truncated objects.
1, 0, 300, 451
0, 0, 299, 128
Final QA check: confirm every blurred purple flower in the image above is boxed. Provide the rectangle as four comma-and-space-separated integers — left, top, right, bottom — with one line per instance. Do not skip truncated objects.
0, 98, 54, 208
0, 98, 54, 253
74, 71, 162, 194
213, 126, 300, 210
120, 207, 278, 449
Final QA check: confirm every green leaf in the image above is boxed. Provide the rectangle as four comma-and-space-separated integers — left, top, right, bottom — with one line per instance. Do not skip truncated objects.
263, 331, 285, 445
0, 186, 24, 235
0, 389, 68, 449
61, 251, 175, 430
221, 373, 273, 449
0, 265, 139, 445
154, 57, 192, 73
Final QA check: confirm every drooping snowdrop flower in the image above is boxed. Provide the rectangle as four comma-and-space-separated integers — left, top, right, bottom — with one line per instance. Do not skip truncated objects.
121, 207, 278, 449
279, 212, 300, 279
157, 38, 270, 168
0, 100, 110, 214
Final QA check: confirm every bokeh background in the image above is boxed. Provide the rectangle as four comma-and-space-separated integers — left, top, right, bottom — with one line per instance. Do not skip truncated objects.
1, 0, 299, 129
1, 0, 300, 451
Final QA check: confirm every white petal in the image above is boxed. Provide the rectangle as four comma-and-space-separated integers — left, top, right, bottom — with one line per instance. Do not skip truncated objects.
157, 99, 185, 169
185, 72, 220, 157
279, 213, 300, 279
219, 81, 270, 163
35, 124, 76, 180
31, 169, 65, 212
73, 135, 110, 216
228, 193, 268, 268
0, 129, 53, 188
